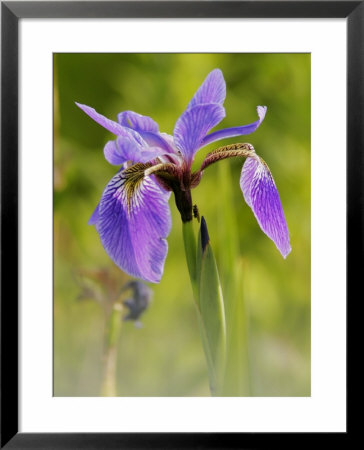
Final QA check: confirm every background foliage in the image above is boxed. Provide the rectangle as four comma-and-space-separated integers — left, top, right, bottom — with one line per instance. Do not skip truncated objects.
54, 53, 310, 396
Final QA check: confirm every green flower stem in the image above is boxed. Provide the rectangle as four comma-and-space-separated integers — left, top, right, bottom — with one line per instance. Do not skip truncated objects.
100, 300, 123, 396
182, 220, 198, 299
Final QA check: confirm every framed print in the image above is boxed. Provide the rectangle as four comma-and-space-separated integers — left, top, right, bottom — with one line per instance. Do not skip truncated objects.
1, 1, 358, 448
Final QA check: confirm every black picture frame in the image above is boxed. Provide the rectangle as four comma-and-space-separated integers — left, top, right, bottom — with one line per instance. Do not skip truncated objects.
1, 1, 358, 448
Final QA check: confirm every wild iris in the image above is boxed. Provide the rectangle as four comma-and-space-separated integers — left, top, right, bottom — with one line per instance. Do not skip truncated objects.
77, 69, 290, 283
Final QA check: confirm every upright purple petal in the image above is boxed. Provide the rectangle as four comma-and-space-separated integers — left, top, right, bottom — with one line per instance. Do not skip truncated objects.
95, 170, 172, 283
118, 110, 159, 133
187, 69, 226, 109
118, 110, 175, 153
174, 103, 225, 164
104, 136, 166, 166
138, 132, 175, 153
201, 106, 267, 147
76, 103, 125, 135
104, 141, 125, 165
240, 156, 291, 258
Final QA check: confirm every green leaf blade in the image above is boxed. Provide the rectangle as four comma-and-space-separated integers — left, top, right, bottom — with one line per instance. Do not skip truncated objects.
197, 217, 227, 395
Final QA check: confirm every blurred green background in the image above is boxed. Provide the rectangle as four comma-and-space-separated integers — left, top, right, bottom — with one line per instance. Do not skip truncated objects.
54, 53, 310, 397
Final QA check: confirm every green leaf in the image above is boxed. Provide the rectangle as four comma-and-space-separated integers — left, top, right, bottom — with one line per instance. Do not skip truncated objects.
196, 217, 226, 395
182, 217, 227, 395
217, 162, 250, 396
222, 258, 250, 395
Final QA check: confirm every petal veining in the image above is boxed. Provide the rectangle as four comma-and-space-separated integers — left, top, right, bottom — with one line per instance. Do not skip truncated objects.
95, 166, 172, 283
174, 103, 225, 164
240, 156, 291, 258
187, 69, 226, 109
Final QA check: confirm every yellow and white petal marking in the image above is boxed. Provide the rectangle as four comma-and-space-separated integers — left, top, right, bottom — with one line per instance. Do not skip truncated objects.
110, 162, 156, 215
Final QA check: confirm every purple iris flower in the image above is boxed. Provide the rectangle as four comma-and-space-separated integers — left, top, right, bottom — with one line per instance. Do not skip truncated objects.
77, 69, 291, 283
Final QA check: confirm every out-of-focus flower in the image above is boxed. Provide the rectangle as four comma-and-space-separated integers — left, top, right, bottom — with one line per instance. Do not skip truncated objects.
121, 280, 153, 326
77, 69, 290, 283
74, 269, 152, 326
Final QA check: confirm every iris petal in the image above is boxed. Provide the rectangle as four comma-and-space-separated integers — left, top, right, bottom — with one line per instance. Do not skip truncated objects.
118, 110, 175, 153
95, 168, 172, 283
240, 156, 291, 258
202, 106, 267, 147
187, 69, 226, 109
77, 102, 173, 176
104, 136, 166, 166
88, 203, 100, 226
174, 103, 225, 164
75, 103, 124, 135
118, 110, 159, 133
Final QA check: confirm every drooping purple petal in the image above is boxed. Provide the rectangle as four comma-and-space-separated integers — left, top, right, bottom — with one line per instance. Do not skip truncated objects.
240, 156, 291, 258
174, 103, 225, 164
76, 103, 125, 135
118, 110, 159, 133
187, 69, 226, 109
89, 203, 100, 226
240, 156, 259, 208
201, 106, 267, 147
95, 169, 172, 283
